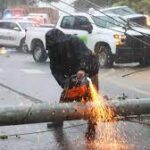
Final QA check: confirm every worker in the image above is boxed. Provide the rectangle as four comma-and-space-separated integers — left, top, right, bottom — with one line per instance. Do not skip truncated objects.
46, 29, 99, 140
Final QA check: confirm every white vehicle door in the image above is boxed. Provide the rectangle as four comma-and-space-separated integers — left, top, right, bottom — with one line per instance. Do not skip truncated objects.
0, 22, 15, 46
7, 22, 22, 46
58, 16, 92, 46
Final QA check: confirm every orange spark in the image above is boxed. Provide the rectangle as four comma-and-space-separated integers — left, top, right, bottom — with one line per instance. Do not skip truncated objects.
87, 78, 134, 149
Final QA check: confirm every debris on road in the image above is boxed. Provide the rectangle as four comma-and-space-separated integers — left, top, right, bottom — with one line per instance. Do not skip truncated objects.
0, 135, 8, 140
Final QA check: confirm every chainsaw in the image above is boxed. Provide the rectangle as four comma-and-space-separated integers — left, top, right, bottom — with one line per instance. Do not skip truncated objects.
61, 75, 92, 102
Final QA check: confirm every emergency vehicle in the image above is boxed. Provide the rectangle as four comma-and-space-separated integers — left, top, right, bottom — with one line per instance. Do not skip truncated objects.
25, 12, 150, 67
0, 20, 34, 52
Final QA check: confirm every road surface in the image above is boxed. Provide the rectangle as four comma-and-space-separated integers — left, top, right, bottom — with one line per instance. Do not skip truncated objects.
0, 50, 149, 150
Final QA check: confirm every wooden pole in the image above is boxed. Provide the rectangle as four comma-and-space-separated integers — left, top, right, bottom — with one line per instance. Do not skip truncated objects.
0, 98, 149, 126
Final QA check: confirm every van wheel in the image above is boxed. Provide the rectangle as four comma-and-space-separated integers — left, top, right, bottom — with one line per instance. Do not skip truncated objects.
32, 42, 47, 63
19, 39, 28, 53
20, 41, 28, 53
96, 45, 113, 68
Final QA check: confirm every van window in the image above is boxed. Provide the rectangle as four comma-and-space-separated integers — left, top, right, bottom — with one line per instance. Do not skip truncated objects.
73, 16, 91, 30
0, 22, 6, 29
8, 22, 19, 30
0, 22, 20, 30
0, 22, 10, 29
61, 16, 75, 29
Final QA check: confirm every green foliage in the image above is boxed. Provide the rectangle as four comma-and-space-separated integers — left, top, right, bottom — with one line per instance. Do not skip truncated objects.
112, 0, 150, 14
137, 0, 150, 14
0, 135, 8, 140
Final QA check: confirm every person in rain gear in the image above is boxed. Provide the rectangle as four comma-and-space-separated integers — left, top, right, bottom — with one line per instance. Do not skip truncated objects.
46, 28, 99, 140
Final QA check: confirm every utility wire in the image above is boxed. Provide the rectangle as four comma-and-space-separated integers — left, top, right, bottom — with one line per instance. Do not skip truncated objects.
49, 0, 150, 48
120, 7, 150, 31
39, 1, 150, 77
43, 1, 125, 29
100, 5, 150, 30
58, 0, 150, 48
58, 0, 125, 28
0, 82, 43, 104
122, 67, 150, 77
84, 0, 150, 40
81, 0, 150, 63
51, 0, 150, 70
0, 115, 149, 138
45, 1, 131, 36
0, 3, 148, 136
0, 123, 86, 138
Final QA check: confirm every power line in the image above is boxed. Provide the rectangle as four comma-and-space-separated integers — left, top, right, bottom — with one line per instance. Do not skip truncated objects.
84, 0, 150, 40
45, 1, 127, 34
0, 82, 43, 104
50, 0, 150, 48
44, 1, 125, 29
59, 0, 150, 49
56, 0, 150, 48
0, 123, 86, 138
42, 0, 150, 65
122, 67, 150, 77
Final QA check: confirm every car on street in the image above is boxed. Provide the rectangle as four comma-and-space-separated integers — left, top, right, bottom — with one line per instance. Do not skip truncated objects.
100, 6, 149, 27
0, 19, 35, 52
25, 12, 150, 67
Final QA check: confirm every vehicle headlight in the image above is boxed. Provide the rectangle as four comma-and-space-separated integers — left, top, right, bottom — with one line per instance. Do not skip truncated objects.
114, 34, 126, 46
146, 16, 150, 26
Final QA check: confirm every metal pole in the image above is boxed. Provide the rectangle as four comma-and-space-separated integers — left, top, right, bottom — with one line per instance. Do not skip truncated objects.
0, 98, 150, 126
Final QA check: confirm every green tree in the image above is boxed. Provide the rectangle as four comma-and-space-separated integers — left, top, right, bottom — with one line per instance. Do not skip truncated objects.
112, 0, 150, 14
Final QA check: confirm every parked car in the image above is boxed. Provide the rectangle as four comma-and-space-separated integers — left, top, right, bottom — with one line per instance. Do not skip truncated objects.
0, 20, 34, 52
100, 6, 149, 27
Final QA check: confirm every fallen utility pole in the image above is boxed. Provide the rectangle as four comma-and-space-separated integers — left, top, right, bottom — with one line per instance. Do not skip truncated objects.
0, 98, 150, 126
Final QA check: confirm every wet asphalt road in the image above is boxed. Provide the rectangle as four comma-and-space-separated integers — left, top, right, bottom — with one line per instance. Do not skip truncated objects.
0, 50, 150, 150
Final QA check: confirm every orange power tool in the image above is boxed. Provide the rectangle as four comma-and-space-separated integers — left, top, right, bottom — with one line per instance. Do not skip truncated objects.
62, 75, 91, 102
